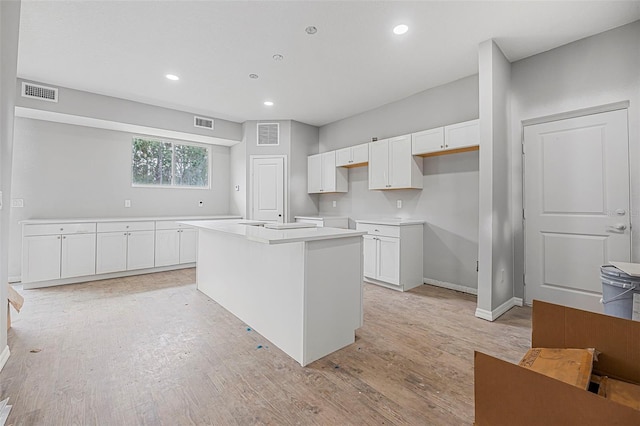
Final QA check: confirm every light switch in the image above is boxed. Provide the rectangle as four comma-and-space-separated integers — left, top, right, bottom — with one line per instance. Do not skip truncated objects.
124, 199, 131, 208
234, 185, 240, 191
397, 200, 402, 209
11, 199, 24, 208
198, 201, 204, 207
332, 200, 337, 208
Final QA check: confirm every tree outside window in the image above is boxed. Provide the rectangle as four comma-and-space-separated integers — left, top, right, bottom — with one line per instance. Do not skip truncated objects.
132, 137, 210, 188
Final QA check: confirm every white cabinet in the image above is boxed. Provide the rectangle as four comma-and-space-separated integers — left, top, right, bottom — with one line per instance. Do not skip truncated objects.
412, 119, 479, 157
96, 221, 155, 274
155, 221, 197, 266
294, 216, 349, 229
356, 220, 424, 292
22, 223, 97, 283
307, 151, 348, 193
368, 134, 423, 190
336, 143, 369, 167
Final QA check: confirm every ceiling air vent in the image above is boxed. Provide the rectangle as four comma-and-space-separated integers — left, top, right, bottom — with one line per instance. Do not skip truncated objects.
194, 116, 214, 130
257, 123, 279, 146
22, 82, 58, 102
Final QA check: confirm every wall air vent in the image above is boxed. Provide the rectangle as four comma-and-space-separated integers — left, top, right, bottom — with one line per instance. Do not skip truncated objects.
257, 123, 279, 146
194, 116, 214, 130
22, 82, 58, 102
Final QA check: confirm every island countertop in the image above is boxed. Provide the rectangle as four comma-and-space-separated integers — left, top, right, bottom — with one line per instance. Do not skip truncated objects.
179, 219, 366, 245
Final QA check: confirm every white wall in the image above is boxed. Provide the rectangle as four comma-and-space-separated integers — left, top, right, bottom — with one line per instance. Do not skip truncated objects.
318, 76, 480, 291
229, 137, 246, 217
510, 20, 640, 300
0, 0, 21, 364
477, 40, 513, 319
9, 118, 231, 279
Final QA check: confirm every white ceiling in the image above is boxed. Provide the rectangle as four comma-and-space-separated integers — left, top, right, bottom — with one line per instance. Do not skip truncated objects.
17, 1, 640, 127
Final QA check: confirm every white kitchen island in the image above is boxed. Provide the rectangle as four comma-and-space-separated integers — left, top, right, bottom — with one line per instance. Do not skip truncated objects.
180, 220, 366, 367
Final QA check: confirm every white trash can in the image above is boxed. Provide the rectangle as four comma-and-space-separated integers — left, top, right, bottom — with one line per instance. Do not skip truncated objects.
600, 265, 640, 319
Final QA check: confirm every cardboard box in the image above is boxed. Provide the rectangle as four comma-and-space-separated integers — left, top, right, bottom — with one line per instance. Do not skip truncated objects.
597, 376, 640, 411
7, 284, 23, 330
475, 300, 640, 425
519, 348, 595, 389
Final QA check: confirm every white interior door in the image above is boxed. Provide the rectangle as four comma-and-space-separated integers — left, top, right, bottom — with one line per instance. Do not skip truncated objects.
524, 109, 630, 312
252, 156, 284, 222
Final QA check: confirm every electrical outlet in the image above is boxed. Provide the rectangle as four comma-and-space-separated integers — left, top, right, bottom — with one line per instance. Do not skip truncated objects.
234, 185, 240, 191
124, 199, 131, 208
332, 200, 337, 208
397, 200, 402, 209
11, 198, 24, 208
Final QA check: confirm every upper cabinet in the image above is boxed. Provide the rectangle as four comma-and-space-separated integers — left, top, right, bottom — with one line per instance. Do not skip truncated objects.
369, 134, 423, 190
307, 151, 348, 193
336, 143, 369, 167
412, 119, 479, 157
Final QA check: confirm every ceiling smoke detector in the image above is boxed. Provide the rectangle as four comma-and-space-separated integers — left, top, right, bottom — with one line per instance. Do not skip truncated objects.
272, 54, 284, 61
305, 26, 317, 35
249, 74, 259, 79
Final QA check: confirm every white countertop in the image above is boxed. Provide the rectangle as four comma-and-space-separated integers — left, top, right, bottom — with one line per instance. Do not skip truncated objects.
180, 219, 366, 245
294, 216, 349, 220
20, 215, 241, 225
355, 218, 425, 226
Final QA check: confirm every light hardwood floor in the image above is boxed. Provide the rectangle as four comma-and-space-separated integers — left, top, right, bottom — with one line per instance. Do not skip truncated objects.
1, 269, 531, 425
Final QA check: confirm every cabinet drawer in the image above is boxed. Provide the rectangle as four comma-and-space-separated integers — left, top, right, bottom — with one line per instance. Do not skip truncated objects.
155, 220, 190, 230
97, 221, 155, 233
355, 223, 400, 238
24, 222, 96, 236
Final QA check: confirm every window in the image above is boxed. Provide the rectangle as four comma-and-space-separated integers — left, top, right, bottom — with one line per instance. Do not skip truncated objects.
131, 137, 210, 188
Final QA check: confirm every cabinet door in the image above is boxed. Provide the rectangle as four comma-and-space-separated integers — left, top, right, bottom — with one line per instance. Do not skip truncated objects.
412, 127, 444, 155
96, 232, 128, 274
321, 151, 337, 192
155, 229, 180, 267
362, 235, 377, 279
368, 139, 389, 189
335, 147, 351, 167
377, 236, 400, 285
61, 233, 96, 279
388, 134, 412, 188
307, 154, 323, 193
22, 235, 61, 283
445, 119, 479, 150
179, 228, 198, 264
351, 143, 369, 165
127, 230, 155, 271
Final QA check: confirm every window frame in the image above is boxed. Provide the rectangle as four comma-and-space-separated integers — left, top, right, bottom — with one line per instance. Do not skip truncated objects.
131, 136, 212, 190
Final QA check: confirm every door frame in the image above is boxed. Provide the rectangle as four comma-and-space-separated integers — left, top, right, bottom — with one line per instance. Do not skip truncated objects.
249, 155, 288, 222
521, 101, 631, 304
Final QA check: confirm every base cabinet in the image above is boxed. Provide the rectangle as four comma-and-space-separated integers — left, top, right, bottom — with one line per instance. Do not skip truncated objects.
155, 221, 198, 267
357, 220, 424, 291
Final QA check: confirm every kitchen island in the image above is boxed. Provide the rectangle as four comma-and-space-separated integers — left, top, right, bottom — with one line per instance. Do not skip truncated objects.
180, 220, 366, 366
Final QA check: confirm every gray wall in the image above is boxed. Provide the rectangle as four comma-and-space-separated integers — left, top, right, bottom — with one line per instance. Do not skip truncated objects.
290, 120, 320, 218
318, 76, 480, 291
9, 118, 231, 278
1, 0, 21, 355
16, 79, 243, 143
509, 20, 640, 300
477, 39, 513, 316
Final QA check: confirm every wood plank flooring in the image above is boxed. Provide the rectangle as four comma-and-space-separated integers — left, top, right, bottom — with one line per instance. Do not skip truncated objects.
0, 269, 531, 425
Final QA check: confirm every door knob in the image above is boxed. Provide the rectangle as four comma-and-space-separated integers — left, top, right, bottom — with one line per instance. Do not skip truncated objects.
608, 224, 627, 231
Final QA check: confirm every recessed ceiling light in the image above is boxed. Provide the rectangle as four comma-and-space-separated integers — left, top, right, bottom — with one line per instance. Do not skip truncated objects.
165, 74, 180, 81
305, 26, 317, 35
249, 74, 259, 79
264, 101, 274, 106
393, 24, 409, 35
272, 54, 284, 61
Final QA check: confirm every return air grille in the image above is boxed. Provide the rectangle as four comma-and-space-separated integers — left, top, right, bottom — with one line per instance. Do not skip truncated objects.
194, 116, 214, 130
257, 123, 279, 146
22, 82, 58, 102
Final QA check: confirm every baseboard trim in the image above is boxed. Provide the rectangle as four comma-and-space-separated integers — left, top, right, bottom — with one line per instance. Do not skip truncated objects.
0, 345, 10, 372
8, 276, 20, 284
423, 278, 477, 295
475, 297, 520, 322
